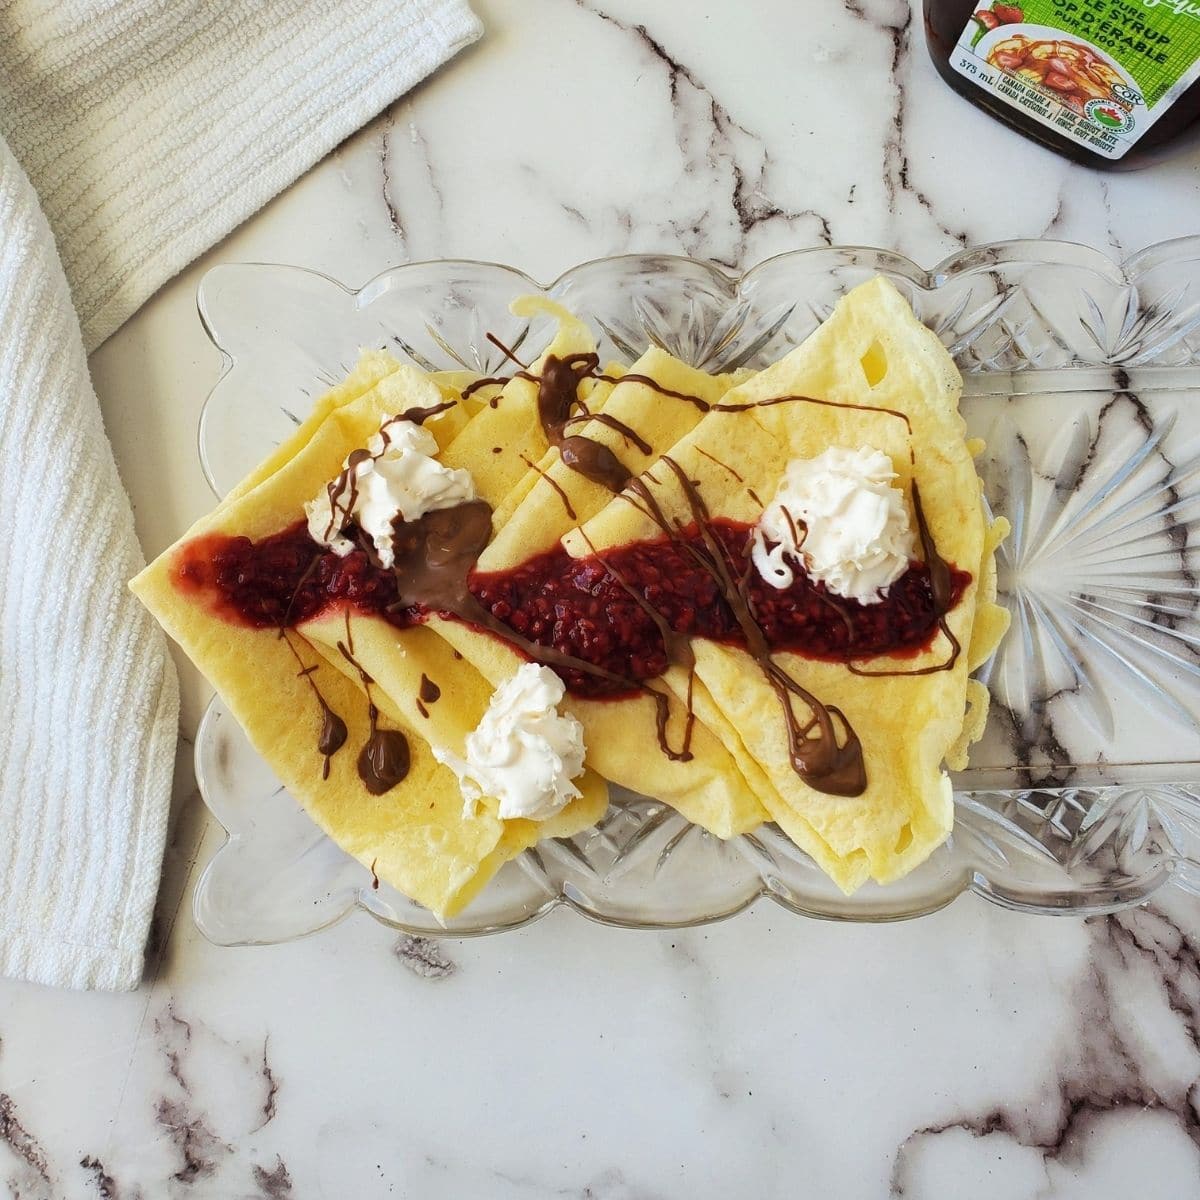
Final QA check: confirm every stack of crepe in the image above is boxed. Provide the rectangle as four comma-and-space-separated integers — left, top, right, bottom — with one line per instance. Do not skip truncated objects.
132, 278, 1009, 916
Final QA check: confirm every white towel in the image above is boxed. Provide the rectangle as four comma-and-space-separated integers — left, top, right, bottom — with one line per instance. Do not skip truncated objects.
0, 0, 482, 990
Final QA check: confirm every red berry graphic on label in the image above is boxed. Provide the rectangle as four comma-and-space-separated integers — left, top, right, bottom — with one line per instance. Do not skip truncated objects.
993, 4, 1024, 23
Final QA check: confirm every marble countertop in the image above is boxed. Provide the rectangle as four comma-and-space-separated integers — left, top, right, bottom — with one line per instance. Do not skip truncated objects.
4, 1, 1200, 1196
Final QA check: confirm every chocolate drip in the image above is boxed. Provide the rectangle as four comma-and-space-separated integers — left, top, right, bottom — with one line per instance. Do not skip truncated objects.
479, 351, 911, 512
336, 615, 411, 794
385, 499, 636, 692
559, 436, 631, 492
535, 358, 913, 508
461, 375, 508, 401
317, 700, 348, 779
781, 508, 806, 554
696, 447, 744, 483
319, 400, 458, 544
529, 354, 643, 493
358, 713, 411, 795
231, 346, 955, 797
279, 628, 348, 779
397, 400, 460, 426
599, 369, 912, 441
475, 349, 910, 439
416, 672, 441, 719
322, 449, 369, 541
485, 331, 529, 368
461, 334, 531, 398
574, 527, 695, 763
913, 483, 952, 612
565, 410, 653, 455
463, 359, 708, 417
519, 454, 578, 520
711, 394, 913, 434
634, 458, 866, 797
596, 370, 717, 409
845, 482, 962, 680
533, 353, 597, 443
388, 501, 495, 614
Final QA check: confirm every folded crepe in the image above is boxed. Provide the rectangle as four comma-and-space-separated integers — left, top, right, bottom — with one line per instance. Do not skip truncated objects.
131, 360, 608, 917
564, 278, 1009, 889
427, 302, 770, 838
132, 276, 1008, 916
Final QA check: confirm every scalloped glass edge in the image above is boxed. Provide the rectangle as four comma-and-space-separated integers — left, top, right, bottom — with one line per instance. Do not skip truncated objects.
189, 240, 1200, 945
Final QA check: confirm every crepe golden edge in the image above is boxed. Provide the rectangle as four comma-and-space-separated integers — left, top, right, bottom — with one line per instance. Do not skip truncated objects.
133, 281, 1010, 911
560, 277, 1010, 891
131, 362, 607, 918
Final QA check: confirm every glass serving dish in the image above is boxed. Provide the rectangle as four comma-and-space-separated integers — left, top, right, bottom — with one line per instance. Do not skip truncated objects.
192, 239, 1200, 944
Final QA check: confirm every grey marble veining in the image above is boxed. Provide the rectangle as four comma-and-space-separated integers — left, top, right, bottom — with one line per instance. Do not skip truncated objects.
3, 0, 1197, 1196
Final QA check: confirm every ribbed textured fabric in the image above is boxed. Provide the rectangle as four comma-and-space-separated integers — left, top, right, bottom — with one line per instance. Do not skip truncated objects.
0, 1, 481, 990
1, 0, 482, 351
0, 142, 178, 991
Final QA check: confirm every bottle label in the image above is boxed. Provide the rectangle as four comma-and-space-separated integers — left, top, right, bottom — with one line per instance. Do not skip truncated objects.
950, 1, 1200, 158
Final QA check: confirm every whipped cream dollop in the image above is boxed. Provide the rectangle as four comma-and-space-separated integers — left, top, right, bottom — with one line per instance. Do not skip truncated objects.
433, 663, 586, 822
305, 415, 475, 568
752, 445, 915, 604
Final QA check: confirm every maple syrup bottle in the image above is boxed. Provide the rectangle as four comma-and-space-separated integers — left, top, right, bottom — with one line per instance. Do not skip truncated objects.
924, 0, 1200, 169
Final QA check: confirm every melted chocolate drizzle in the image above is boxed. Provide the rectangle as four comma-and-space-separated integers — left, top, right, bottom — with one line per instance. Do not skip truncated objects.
519, 453, 578, 521
364, 488, 703, 762
247, 351, 962, 800
461, 374, 507, 401
845, 482, 962, 679
565, 409, 654, 455
416, 672, 441, 719
527, 353, 640, 491
559, 436, 631, 492
381, 499, 633, 693
320, 400, 458, 544
357, 716, 411, 795
476, 352, 914, 438
530, 355, 707, 758
596, 370, 722, 408
279, 629, 345, 779
316, 700, 348, 778
711, 394, 913, 434
628, 458, 867, 797
574, 527, 696, 763
337, 605, 411, 794
526, 356, 878, 793
290, 397, 464, 786
696, 447, 744, 483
